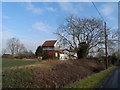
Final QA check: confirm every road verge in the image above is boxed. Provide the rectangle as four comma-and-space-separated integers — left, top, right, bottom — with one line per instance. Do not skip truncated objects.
64, 65, 117, 88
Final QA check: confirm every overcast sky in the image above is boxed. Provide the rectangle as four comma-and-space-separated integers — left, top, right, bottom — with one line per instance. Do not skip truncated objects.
1, 1, 118, 54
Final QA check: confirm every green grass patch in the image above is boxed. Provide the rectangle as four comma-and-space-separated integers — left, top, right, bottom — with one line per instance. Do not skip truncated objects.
2, 67, 35, 88
2, 58, 40, 88
2, 58, 38, 70
64, 66, 116, 88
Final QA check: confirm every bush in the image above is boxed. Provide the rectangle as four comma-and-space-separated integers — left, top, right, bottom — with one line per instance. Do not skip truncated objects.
42, 50, 49, 60
35, 46, 43, 57
2, 58, 106, 88
64, 66, 116, 88
32, 59, 105, 88
15, 51, 35, 59
108, 53, 118, 65
77, 43, 89, 59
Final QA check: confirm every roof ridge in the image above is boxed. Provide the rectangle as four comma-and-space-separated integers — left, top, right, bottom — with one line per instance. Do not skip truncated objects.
42, 40, 57, 47
46, 40, 57, 41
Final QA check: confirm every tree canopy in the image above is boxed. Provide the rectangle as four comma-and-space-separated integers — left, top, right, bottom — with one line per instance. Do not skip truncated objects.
7, 37, 27, 55
56, 16, 104, 59
35, 45, 43, 57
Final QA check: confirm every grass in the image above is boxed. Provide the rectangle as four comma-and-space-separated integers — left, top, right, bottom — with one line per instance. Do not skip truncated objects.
2, 58, 38, 70
3, 68, 34, 88
2, 58, 116, 88
64, 66, 117, 88
2, 58, 39, 88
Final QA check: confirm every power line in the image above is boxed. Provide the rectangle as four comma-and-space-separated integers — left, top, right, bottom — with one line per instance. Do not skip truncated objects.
91, 1, 105, 22
91, 1, 108, 69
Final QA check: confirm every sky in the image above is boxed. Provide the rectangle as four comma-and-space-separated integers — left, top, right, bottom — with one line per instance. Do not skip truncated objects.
1, 1, 118, 54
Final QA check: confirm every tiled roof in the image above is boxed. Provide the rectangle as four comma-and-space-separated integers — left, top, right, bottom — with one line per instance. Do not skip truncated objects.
42, 40, 57, 47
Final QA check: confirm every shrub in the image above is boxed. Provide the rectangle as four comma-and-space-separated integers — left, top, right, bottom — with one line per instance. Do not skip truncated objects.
32, 59, 105, 88
108, 53, 118, 65
42, 50, 49, 60
35, 46, 43, 57
15, 51, 35, 59
77, 43, 89, 59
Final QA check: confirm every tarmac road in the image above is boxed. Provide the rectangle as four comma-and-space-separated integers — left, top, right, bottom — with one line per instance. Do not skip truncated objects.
100, 66, 120, 88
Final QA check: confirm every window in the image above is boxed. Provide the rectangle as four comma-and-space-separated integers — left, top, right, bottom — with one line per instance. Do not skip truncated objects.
55, 52, 58, 57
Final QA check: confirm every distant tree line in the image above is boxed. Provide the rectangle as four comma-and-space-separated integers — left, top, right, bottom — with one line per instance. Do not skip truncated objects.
2, 37, 35, 59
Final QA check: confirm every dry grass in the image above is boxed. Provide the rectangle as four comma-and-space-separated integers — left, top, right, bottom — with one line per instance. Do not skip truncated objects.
32, 59, 105, 88
3, 58, 106, 88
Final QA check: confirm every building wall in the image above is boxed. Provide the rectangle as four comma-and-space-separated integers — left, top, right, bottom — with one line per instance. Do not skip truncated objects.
54, 41, 60, 50
46, 50, 59, 59
59, 53, 69, 60
59, 50, 77, 60
42, 41, 77, 60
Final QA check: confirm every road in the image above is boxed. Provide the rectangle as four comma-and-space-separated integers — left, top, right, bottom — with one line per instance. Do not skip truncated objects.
100, 66, 120, 88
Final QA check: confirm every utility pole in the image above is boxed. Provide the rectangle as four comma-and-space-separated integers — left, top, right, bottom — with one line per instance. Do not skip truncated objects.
104, 22, 108, 69
91, 2, 108, 69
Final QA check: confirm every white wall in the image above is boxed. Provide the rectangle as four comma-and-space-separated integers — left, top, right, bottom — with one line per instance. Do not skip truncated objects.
59, 54, 68, 60
54, 40, 60, 50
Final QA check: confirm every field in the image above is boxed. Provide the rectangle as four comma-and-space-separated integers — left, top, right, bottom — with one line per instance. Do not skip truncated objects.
2, 58, 108, 88
2, 58, 40, 88
2, 58, 38, 70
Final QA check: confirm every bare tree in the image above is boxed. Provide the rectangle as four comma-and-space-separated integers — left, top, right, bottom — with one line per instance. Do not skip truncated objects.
56, 16, 104, 59
7, 37, 27, 55
17, 43, 27, 54
107, 29, 119, 56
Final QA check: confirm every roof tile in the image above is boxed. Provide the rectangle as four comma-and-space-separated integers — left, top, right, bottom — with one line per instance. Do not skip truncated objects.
42, 40, 57, 47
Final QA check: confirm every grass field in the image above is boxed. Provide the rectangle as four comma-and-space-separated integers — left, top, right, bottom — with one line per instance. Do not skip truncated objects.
2, 58, 40, 88
2, 58, 113, 88
2, 58, 38, 70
